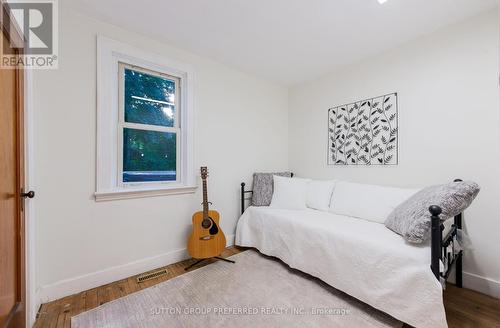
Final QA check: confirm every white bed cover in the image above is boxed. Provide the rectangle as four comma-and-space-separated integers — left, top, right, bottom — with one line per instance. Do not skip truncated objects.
235, 207, 447, 328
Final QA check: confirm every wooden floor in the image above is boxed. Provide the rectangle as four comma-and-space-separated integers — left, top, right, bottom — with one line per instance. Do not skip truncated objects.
34, 247, 500, 328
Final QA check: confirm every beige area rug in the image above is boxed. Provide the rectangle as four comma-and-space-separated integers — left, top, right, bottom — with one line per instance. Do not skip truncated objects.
72, 250, 402, 328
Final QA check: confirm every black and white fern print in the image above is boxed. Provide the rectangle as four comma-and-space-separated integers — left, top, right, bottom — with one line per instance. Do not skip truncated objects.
328, 93, 398, 165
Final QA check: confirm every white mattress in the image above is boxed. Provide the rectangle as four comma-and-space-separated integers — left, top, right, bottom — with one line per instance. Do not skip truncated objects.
235, 207, 447, 328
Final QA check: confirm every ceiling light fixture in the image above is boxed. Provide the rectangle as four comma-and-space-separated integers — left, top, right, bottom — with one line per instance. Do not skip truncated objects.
378, 0, 388, 4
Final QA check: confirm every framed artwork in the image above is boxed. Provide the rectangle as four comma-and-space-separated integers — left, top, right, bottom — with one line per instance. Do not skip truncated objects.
328, 93, 398, 165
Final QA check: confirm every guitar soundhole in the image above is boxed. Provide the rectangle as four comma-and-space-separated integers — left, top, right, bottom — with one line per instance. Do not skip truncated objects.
201, 219, 211, 229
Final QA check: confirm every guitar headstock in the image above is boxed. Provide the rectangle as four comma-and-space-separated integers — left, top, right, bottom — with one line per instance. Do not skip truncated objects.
200, 166, 208, 179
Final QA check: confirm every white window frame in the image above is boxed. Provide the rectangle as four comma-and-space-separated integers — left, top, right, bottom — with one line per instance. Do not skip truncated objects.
96, 36, 196, 201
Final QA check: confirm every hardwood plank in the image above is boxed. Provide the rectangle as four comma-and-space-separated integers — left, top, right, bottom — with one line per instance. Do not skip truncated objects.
125, 277, 140, 295
96, 284, 111, 307
61, 294, 78, 328
32, 304, 50, 328
444, 283, 500, 328
121, 278, 135, 296
33, 246, 500, 328
73, 291, 87, 318
35, 301, 60, 328
84, 289, 98, 311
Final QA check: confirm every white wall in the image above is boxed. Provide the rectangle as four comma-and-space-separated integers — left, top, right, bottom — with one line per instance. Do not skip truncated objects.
33, 4, 288, 303
289, 11, 500, 297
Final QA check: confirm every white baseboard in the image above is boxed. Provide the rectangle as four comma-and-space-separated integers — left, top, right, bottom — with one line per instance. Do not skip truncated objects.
463, 271, 500, 299
38, 247, 189, 303
39, 234, 235, 304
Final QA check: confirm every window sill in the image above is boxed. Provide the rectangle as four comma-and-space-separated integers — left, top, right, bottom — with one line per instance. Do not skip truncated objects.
94, 185, 197, 202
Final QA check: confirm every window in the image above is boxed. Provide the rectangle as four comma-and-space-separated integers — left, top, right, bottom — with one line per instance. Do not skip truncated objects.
96, 37, 195, 201
118, 64, 180, 184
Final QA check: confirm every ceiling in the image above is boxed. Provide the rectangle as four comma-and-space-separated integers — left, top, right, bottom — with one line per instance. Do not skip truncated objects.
69, 0, 498, 86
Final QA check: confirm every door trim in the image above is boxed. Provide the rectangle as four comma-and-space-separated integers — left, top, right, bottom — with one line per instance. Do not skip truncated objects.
24, 67, 36, 327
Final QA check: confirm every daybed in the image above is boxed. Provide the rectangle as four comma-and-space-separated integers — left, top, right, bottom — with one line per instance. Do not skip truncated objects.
235, 178, 470, 328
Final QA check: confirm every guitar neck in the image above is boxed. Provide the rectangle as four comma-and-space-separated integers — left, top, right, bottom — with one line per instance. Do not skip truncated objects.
202, 178, 209, 217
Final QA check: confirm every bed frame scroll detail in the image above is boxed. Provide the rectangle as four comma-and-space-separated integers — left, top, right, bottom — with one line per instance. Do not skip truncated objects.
430, 178, 464, 288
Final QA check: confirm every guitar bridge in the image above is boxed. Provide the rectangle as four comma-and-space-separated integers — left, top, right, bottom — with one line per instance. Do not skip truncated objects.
200, 236, 214, 240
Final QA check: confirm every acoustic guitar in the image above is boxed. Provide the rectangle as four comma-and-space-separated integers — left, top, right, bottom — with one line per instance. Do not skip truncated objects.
187, 167, 226, 259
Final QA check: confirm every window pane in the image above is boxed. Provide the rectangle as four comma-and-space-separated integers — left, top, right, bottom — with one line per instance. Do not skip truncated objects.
124, 67, 176, 127
123, 128, 176, 182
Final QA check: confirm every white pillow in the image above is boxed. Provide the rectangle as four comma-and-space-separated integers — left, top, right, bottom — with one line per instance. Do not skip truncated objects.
270, 176, 310, 210
329, 181, 419, 223
307, 180, 336, 211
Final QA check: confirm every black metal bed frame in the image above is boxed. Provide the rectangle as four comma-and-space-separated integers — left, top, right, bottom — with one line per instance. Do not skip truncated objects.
240, 177, 463, 288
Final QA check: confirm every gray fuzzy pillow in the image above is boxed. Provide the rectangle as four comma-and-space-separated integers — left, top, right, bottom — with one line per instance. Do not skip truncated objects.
385, 181, 480, 243
251, 172, 292, 206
